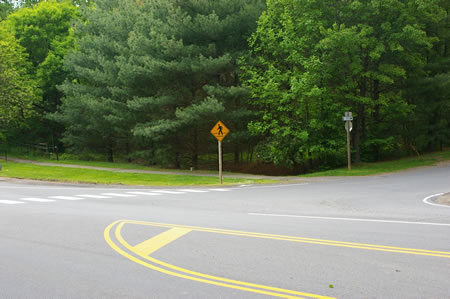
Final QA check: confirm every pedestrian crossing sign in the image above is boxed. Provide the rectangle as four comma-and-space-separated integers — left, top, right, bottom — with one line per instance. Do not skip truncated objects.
210, 121, 229, 141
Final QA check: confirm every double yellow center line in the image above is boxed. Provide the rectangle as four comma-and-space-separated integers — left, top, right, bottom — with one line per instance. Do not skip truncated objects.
124, 220, 450, 259
105, 220, 450, 299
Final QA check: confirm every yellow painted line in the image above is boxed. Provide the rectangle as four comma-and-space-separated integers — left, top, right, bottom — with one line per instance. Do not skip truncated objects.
105, 220, 333, 299
122, 220, 450, 258
133, 227, 192, 256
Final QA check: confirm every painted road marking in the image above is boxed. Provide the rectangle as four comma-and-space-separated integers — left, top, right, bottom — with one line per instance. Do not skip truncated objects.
133, 227, 192, 256
21, 197, 56, 202
423, 193, 450, 209
153, 190, 185, 194
0, 200, 24, 204
178, 189, 208, 193
101, 193, 136, 197
105, 220, 450, 299
234, 183, 309, 190
119, 220, 450, 258
105, 220, 333, 299
77, 194, 111, 199
49, 196, 83, 200
208, 188, 230, 192
126, 192, 161, 196
248, 213, 450, 227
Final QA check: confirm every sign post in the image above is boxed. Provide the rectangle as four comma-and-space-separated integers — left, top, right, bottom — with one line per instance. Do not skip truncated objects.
343, 112, 353, 171
210, 121, 230, 184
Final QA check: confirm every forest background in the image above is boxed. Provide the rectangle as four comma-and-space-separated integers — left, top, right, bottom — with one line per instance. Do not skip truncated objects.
0, 0, 448, 175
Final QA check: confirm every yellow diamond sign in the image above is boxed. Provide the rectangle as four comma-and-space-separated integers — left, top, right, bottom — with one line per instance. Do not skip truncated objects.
210, 121, 229, 141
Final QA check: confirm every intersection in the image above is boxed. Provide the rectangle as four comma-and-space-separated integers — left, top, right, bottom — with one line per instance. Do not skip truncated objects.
1, 164, 449, 298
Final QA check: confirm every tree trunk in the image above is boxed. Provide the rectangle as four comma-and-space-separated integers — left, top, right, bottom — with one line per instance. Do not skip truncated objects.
354, 55, 369, 163
234, 145, 239, 164
372, 80, 380, 161
354, 103, 365, 163
107, 142, 114, 162
175, 151, 180, 169
126, 138, 131, 162
191, 127, 198, 169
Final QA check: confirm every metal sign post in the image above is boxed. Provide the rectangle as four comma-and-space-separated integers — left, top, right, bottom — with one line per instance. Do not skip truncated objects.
343, 112, 353, 171
218, 140, 222, 184
210, 121, 230, 184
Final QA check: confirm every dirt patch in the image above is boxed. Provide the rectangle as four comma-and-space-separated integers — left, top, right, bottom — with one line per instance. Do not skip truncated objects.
435, 193, 450, 206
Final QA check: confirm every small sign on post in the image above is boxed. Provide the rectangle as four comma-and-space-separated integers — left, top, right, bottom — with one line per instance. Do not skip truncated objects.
344, 112, 352, 171
210, 121, 230, 184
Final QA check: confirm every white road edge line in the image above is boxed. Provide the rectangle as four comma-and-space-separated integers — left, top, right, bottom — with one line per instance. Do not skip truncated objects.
154, 191, 185, 194
21, 198, 56, 202
0, 200, 24, 204
232, 183, 309, 190
77, 195, 112, 199
126, 192, 161, 196
248, 213, 450, 226
423, 193, 449, 208
49, 196, 83, 200
101, 193, 137, 197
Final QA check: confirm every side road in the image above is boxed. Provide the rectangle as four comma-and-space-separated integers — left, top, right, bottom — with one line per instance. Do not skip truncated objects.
5, 157, 301, 181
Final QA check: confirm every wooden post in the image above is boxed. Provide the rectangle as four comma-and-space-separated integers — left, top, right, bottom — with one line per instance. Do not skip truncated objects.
346, 122, 351, 171
218, 140, 222, 184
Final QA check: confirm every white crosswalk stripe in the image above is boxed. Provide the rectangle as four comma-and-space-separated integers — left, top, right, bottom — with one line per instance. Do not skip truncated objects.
126, 192, 161, 196
77, 194, 112, 199
49, 196, 83, 201
21, 198, 56, 202
153, 190, 185, 194
178, 189, 208, 193
0, 200, 24, 204
101, 193, 136, 197
4, 187, 235, 206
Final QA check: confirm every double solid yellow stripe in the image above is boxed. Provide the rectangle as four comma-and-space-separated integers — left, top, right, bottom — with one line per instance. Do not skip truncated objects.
105, 219, 450, 299
122, 220, 450, 258
105, 220, 334, 299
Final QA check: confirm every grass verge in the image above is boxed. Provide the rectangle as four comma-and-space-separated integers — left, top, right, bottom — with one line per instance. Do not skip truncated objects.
5, 152, 228, 174
300, 150, 450, 177
0, 160, 271, 186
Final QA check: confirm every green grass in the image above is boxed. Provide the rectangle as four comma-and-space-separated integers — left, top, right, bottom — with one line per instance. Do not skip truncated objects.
0, 160, 271, 186
25, 158, 173, 171
300, 150, 450, 177
4, 149, 234, 174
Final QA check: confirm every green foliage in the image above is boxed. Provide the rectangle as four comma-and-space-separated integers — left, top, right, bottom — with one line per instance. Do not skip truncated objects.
0, 0, 13, 20
5, 0, 78, 108
3, 0, 79, 145
55, 0, 265, 166
243, 0, 448, 170
0, 26, 40, 139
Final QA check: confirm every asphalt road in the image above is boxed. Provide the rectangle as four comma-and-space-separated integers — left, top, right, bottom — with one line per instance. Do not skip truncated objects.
1, 164, 449, 299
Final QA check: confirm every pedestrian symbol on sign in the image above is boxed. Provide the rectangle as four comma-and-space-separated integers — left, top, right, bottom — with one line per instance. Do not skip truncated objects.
210, 121, 230, 185
210, 121, 229, 141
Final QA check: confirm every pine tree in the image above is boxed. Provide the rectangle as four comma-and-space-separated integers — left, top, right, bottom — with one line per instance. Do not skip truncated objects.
128, 0, 265, 168
55, 0, 265, 166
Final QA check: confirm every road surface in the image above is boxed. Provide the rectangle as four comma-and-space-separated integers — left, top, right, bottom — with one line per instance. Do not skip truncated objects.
1, 165, 449, 298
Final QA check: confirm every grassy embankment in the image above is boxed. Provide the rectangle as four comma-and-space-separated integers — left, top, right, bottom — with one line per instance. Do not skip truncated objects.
300, 150, 450, 177
3, 149, 240, 174
0, 149, 448, 184
0, 160, 271, 186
